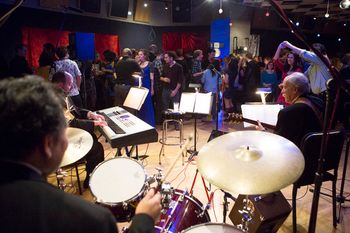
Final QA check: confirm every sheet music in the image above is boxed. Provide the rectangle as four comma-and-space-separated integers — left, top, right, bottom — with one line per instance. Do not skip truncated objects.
194, 92, 213, 115
179, 92, 212, 115
179, 93, 196, 113
123, 87, 149, 111
241, 104, 284, 127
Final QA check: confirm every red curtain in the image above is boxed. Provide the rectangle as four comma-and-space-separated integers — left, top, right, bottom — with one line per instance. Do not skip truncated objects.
162, 31, 209, 54
21, 27, 70, 68
94, 33, 119, 61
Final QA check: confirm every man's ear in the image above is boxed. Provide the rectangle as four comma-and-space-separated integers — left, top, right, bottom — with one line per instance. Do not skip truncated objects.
42, 134, 54, 159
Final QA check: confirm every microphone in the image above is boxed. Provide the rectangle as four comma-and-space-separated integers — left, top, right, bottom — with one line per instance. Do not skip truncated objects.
340, 0, 350, 9
61, 5, 84, 13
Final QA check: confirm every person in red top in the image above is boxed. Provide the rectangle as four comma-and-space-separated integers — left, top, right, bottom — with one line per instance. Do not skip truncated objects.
273, 42, 303, 105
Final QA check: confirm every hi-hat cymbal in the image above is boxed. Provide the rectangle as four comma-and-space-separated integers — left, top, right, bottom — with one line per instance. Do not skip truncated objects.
60, 127, 93, 167
197, 131, 304, 195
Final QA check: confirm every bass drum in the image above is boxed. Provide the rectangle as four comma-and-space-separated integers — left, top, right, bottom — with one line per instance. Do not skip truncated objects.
155, 189, 210, 233
181, 223, 244, 233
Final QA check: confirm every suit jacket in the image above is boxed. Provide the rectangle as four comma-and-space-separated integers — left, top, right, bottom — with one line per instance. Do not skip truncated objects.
0, 161, 154, 233
274, 97, 323, 147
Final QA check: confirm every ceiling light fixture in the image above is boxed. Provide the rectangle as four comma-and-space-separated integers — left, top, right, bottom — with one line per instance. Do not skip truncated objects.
339, 0, 350, 9
265, 9, 270, 17
164, 3, 168, 10
219, 0, 223, 14
325, 0, 330, 18
317, 33, 320, 37
128, 11, 132, 16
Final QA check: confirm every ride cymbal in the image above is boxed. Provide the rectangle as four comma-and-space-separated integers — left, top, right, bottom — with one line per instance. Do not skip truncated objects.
197, 131, 304, 195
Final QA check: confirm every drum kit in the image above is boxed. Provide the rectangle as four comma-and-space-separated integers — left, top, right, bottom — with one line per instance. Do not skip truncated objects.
74, 129, 305, 233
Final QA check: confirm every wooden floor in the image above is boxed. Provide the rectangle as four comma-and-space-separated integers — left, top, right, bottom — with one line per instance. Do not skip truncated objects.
49, 115, 350, 233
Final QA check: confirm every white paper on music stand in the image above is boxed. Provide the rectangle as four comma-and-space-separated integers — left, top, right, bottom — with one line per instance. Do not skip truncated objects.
179, 93, 196, 113
241, 104, 283, 128
179, 92, 212, 115
123, 87, 149, 111
194, 92, 213, 115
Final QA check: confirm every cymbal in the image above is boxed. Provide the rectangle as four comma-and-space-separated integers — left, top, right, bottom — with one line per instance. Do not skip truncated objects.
60, 127, 93, 167
197, 130, 304, 195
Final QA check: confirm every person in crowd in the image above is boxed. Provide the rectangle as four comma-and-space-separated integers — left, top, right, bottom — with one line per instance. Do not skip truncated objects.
114, 48, 141, 107
37, 43, 56, 80
175, 48, 189, 91
222, 56, 237, 116
191, 49, 204, 84
50, 46, 83, 108
148, 44, 158, 62
152, 51, 165, 124
242, 53, 261, 102
51, 71, 105, 188
101, 50, 117, 107
273, 42, 303, 105
0, 76, 161, 233
257, 72, 323, 148
138, 49, 156, 127
280, 41, 332, 99
201, 60, 222, 121
9, 44, 33, 77
201, 48, 216, 70
160, 51, 183, 112
260, 61, 278, 102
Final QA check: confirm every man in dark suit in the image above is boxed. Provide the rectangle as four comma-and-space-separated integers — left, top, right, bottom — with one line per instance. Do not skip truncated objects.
258, 72, 323, 147
0, 76, 161, 233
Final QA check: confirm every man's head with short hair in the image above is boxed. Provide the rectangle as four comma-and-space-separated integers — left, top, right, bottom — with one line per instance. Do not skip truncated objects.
122, 48, 132, 57
52, 71, 73, 93
56, 47, 69, 59
0, 77, 67, 174
280, 72, 310, 103
312, 43, 327, 55
193, 50, 203, 60
164, 51, 177, 64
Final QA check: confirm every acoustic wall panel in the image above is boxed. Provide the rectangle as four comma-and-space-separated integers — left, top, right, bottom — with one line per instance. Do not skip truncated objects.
109, 0, 129, 18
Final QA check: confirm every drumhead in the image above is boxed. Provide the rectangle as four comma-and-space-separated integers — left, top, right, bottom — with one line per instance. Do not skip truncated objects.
89, 157, 146, 203
181, 223, 243, 233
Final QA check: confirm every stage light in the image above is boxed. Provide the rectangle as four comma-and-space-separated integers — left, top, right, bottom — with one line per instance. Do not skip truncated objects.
313, 17, 317, 20
144, 3, 148, 7
296, 21, 300, 26
340, 0, 350, 9
325, 0, 330, 18
128, 11, 132, 16
338, 38, 342, 42
229, 22, 233, 26
344, 23, 347, 26
317, 33, 320, 37
219, 8, 223, 14
265, 11, 270, 17
325, 12, 329, 18
164, 3, 168, 10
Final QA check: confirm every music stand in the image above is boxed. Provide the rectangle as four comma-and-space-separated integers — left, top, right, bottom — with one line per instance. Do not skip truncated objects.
179, 91, 213, 158
119, 86, 149, 159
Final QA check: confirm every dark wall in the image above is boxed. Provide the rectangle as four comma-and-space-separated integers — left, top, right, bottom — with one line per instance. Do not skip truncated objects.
0, 4, 209, 63
252, 28, 349, 59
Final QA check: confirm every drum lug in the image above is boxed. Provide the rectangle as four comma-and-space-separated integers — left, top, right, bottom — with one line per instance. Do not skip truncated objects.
122, 202, 128, 210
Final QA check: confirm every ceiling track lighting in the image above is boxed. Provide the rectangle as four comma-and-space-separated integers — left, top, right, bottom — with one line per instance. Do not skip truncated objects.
325, 0, 330, 18
219, 0, 223, 14
339, 0, 350, 9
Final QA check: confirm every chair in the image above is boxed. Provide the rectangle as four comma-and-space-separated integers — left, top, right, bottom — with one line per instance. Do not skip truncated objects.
292, 130, 345, 233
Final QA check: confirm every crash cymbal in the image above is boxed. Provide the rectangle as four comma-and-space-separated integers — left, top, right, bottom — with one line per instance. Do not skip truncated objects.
60, 127, 93, 167
197, 131, 304, 195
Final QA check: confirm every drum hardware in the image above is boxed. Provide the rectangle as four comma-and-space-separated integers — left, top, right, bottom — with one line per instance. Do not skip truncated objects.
56, 168, 72, 191
236, 196, 255, 232
222, 190, 236, 223
160, 182, 174, 210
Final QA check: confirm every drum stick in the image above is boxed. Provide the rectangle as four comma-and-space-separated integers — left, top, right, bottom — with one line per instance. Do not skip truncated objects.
163, 135, 193, 181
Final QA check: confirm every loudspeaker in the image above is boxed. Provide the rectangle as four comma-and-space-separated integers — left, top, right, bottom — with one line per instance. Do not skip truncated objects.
172, 0, 191, 23
229, 191, 291, 233
109, 0, 129, 18
80, 0, 101, 13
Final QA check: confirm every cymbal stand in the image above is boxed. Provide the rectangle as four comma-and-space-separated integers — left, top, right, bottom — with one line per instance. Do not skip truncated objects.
187, 113, 199, 160
236, 195, 254, 232
222, 190, 236, 223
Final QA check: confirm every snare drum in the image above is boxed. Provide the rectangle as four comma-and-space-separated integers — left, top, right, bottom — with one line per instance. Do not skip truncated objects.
181, 223, 244, 233
89, 157, 147, 222
155, 189, 210, 233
